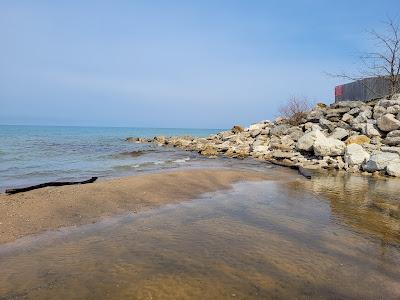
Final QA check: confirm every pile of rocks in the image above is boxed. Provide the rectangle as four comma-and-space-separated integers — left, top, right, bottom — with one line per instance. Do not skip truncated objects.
128, 94, 400, 177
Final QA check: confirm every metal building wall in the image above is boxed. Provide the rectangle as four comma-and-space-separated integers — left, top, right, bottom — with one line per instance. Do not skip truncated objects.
335, 76, 399, 102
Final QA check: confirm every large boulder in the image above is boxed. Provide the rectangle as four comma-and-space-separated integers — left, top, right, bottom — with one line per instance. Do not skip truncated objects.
344, 144, 370, 166
296, 130, 325, 152
314, 136, 346, 156
362, 152, 400, 172
377, 114, 400, 132
386, 163, 400, 177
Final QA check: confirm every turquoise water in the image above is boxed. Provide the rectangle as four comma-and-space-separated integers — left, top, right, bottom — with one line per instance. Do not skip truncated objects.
0, 125, 221, 192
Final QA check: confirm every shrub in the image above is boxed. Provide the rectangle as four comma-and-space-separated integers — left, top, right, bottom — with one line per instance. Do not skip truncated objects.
278, 97, 312, 126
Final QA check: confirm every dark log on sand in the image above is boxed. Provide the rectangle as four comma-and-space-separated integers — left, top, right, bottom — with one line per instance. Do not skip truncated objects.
298, 167, 313, 179
5, 177, 98, 195
269, 159, 312, 179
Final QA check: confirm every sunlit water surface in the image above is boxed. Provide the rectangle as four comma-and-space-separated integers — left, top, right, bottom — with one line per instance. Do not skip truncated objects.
0, 168, 399, 299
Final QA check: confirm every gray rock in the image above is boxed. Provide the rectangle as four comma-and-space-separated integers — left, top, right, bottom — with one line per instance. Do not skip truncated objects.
376, 114, 400, 132
362, 152, 400, 172
382, 137, 400, 146
342, 113, 353, 123
362, 123, 381, 137
386, 162, 400, 176
319, 118, 336, 132
286, 127, 304, 141
332, 101, 365, 108
314, 136, 346, 156
344, 144, 370, 166
377, 99, 400, 108
296, 130, 325, 152
373, 105, 387, 119
347, 107, 361, 115
329, 127, 349, 140
250, 129, 261, 138
381, 146, 400, 155
271, 150, 295, 159
270, 124, 291, 136
388, 130, 400, 137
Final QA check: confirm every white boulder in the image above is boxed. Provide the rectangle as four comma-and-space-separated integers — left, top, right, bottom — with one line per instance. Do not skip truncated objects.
344, 144, 370, 166
296, 130, 325, 152
386, 163, 400, 177
362, 152, 400, 172
314, 136, 346, 157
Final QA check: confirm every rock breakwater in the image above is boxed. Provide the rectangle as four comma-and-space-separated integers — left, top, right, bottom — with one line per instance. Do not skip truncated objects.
128, 94, 400, 177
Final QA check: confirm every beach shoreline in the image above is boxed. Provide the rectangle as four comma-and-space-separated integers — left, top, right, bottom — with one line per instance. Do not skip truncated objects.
0, 168, 271, 245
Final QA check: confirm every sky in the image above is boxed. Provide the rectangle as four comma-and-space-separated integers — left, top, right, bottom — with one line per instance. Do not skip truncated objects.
0, 0, 399, 128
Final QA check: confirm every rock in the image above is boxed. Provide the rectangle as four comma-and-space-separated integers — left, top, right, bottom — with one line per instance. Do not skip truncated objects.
126, 137, 145, 143
329, 128, 349, 140
314, 136, 346, 156
249, 123, 265, 131
250, 129, 261, 138
252, 144, 269, 154
373, 105, 387, 119
345, 135, 371, 145
344, 144, 370, 166
382, 137, 400, 146
271, 150, 295, 159
315, 103, 327, 109
286, 127, 304, 141
200, 146, 218, 156
386, 105, 400, 114
362, 124, 381, 137
347, 107, 361, 115
231, 125, 244, 134
386, 162, 400, 176
296, 130, 325, 152
332, 101, 365, 108
270, 124, 291, 136
381, 146, 400, 155
319, 118, 335, 132
377, 114, 400, 132
362, 152, 400, 172
378, 99, 400, 108
342, 113, 354, 123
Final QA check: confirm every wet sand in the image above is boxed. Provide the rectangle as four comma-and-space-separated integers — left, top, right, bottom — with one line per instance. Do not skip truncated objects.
0, 168, 270, 244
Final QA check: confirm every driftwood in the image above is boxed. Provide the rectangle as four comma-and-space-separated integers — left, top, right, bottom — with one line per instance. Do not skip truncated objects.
298, 167, 312, 179
5, 177, 98, 195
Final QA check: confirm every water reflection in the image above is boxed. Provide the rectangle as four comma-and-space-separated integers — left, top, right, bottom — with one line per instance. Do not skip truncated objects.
0, 176, 399, 299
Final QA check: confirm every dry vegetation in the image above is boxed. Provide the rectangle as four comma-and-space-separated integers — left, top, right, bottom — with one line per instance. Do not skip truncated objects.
279, 97, 312, 125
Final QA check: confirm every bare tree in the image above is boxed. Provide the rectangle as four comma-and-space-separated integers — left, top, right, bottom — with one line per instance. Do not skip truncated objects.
279, 97, 312, 126
330, 17, 400, 98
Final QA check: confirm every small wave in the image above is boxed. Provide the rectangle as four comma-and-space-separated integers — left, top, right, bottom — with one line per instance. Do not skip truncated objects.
113, 150, 145, 158
173, 157, 191, 163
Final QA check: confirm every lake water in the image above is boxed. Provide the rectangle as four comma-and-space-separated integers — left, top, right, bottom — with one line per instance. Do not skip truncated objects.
0, 166, 399, 299
0, 125, 221, 191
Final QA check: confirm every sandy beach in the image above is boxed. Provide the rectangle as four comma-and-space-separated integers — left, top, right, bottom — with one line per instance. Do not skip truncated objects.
0, 168, 269, 244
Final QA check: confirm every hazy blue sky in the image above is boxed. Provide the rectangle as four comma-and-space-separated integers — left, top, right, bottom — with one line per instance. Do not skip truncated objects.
1, 1, 398, 128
